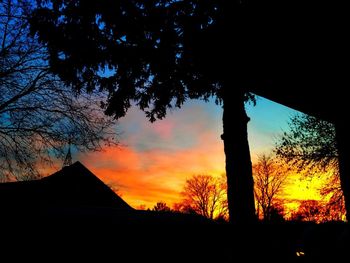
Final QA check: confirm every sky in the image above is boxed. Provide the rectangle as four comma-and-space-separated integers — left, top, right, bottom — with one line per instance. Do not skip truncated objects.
71, 95, 326, 209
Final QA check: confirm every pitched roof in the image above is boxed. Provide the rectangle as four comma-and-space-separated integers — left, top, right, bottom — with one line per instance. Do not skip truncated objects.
0, 161, 132, 211
233, 0, 348, 122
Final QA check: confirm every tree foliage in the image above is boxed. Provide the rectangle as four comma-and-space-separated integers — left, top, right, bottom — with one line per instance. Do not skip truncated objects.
275, 114, 344, 220
320, 176, 346, 221
29, 0, 258, 121
0, 0, 117, 180
275, 114, 337, 173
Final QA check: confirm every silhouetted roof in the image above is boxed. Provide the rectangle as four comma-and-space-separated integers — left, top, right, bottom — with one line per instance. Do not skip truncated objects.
0, 162, 215, 227
0, 161, 132, 210
234, 0, 347, 122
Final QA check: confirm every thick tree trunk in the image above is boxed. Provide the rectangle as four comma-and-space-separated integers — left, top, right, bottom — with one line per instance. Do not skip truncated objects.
335, 122, 350, 221
222, 88, 256, 223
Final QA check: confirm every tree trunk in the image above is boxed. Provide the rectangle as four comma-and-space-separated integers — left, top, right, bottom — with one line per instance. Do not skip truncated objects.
335, 122, 350, 221
222, 88, 256, 223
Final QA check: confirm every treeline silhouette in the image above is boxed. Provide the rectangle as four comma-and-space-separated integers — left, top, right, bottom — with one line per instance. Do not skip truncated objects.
146, 155, 344, 224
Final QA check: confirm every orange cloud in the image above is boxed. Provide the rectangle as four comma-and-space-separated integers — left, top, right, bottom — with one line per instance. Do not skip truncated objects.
78, 128, 225, 209
33, 97, 333, 219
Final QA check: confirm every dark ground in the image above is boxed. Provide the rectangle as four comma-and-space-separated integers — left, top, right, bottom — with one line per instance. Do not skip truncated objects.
2, 162, 347, 262
1, 208, 349, 262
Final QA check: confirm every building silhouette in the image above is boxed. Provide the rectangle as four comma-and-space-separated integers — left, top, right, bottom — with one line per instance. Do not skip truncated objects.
0, 161, 132, 213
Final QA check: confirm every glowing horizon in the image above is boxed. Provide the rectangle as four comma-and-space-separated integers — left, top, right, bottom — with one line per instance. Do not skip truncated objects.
73, 96, 327, 210
78, 99, 226, 208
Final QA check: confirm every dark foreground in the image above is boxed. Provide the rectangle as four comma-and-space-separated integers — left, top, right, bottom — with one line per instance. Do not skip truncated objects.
1, 208, 349, 262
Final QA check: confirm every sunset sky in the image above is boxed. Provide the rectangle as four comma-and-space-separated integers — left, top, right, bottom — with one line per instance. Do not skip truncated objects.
70, 95, 324, 209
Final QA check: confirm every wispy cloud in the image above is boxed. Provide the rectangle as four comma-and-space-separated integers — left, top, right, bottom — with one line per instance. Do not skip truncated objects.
73, 97, 305, 210
78, 101, 225, 208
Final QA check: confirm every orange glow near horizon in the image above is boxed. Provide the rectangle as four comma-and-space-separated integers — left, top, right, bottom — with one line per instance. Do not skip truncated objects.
67, 97, 336, 215
80, 134, 225, 209
75, 100, 227, 209
37, 100, 226, 209
283, 173, 328, 202
82, 148, 330, 212
281, 172, 331, 218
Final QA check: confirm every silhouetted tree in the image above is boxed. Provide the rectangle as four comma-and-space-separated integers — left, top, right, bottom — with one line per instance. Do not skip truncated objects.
30, 0, 257, 222
275, 114, 346, 219
268, 203, 285, 223
290, 200, 322, 223
253, 155, 287, 221
0, 0, 116, 180
275, 114, 337, 172
173, 202, 198, 215
178, 175, 227, 220
291, 199, 344, 223
153, 202, 171, 212
320, 176, 346, 221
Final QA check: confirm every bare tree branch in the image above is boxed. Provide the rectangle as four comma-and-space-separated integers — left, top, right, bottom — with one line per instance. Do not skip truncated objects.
177, 174, 228, 220
253, 154, 288, 221
0, 0, 118, 180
